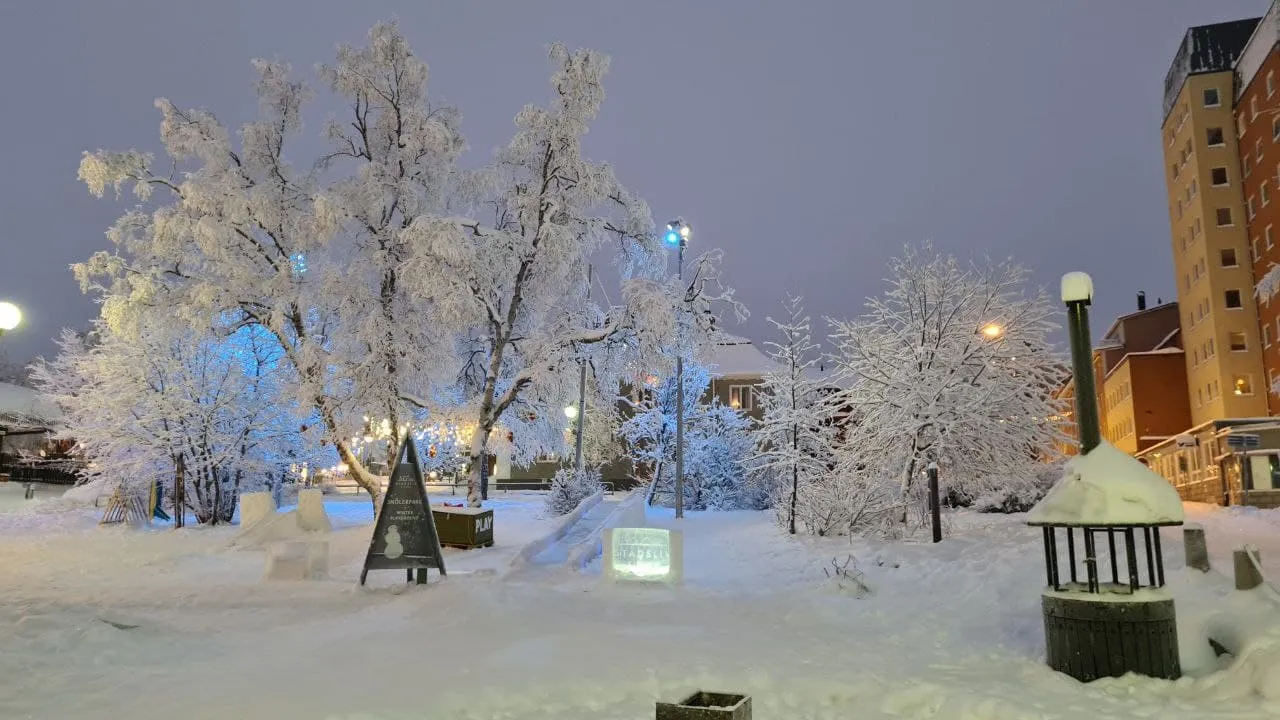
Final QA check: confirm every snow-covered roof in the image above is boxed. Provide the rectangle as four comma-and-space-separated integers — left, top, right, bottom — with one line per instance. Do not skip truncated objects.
0, 382, 60, 429
706, 337, 775, 379
705, 336, 844, 387
1027, 441, 1184, 527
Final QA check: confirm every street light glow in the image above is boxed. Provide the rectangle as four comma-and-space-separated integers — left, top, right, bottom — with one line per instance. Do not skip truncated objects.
563, 405, 579, 420
0, 302, 21, 332
664, 229, 681, 245
981, 323, 1003, 339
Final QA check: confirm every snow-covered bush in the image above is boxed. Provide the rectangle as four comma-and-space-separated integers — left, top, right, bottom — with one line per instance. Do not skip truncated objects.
621, 364, 757, 511
544, 467, 603, 516
970, 461, 1063, 513
687, 402, 759, 511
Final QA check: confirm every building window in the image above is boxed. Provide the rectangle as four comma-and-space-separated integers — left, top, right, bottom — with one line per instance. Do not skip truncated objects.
1249, 196, 1257, 220
1265, 324, 1272, 347
1217, 207, 1233, 226
1246, 155, 1254, 177
1252, 96, 1260, 120
1194, 217, 1202, 236
728, 385, 752, 411
1221, 247, 1238, 267
1271, 369, 1279, 395
1273, 116, 1280, 142
1229, 331, 1248, 351
1212, 166, 1229, 186
1197, 388, 1203, 407
1205, 87, 1221, 106
1234, 375, 1254, 396
1269, 226, 1275, 249
1259, 138, 1266, 161
1226, 289, 1243, 308
1208, 338, 1215, 357
1208, 127, 1225, 146
1240, 114, 1249, 137
1254, 236, 1261, 261
1270, 71, 1277, 98
1265, 183, 1273, 207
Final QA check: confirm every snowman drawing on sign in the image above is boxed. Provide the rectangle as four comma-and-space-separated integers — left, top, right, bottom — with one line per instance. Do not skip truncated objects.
383, 525, 404, 559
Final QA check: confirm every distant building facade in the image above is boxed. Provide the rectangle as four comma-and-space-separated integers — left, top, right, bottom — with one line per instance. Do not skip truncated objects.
1162, 17, 1269, 425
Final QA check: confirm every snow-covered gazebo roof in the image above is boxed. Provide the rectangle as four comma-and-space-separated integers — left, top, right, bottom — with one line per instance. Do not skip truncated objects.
1027, 441, 1184, 527
0, 382, 61, 432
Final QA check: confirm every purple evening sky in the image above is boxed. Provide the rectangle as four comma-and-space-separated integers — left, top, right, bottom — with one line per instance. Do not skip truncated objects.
0, 1, 1268, 365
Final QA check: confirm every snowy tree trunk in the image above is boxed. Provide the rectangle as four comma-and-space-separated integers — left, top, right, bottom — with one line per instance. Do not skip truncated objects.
173, 453, 185, 529
466, 421, 495, 508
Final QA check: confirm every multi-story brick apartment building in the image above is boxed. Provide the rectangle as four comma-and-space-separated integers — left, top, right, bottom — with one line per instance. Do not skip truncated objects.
1235, 4, 1280, 410
1162, 17, 1269, 425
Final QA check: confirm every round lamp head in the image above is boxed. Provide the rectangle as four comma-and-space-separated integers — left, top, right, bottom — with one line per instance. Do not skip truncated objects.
0, 302, 21, 332
1060, 272, 1094, 304
981, 323, 1003, 340
664, 229, 681, 246
563, 405, 579, 420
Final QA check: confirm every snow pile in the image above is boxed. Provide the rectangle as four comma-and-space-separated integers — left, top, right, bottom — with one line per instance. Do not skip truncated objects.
1028, 441, 1185, 526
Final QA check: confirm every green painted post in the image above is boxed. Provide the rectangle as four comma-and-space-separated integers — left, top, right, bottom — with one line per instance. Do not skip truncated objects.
1062, 273, 1101, 454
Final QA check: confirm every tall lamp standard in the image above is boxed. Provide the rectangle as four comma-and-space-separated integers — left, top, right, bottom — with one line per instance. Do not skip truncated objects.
664, 219, 690, 519
0, 302, 22, 338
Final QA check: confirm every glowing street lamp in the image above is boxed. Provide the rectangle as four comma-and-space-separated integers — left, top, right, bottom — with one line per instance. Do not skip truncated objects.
0, 301, 21, 337
981, 322, 1003, 340
563, 405, 579, 420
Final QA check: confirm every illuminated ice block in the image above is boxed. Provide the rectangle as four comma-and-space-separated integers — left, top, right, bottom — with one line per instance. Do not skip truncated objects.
603, 527, 683, 584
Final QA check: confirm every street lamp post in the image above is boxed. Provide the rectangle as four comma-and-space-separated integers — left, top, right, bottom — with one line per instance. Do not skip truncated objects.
572, 265, 592, 473
664, 219, 690, 519
0, 302, 22, 338
1060, 272, 1100, 453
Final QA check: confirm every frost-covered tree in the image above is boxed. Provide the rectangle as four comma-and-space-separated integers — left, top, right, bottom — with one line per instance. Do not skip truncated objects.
827, 244, 1066, 525
753, 296, 837, 534
75, 24, 464, 506
406, 44, 739, 507
75, 24, 733, 510
32, 318, 318, 524
621, 362, 756, 511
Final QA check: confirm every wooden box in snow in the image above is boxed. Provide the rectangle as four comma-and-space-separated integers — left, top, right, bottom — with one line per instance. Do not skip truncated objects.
656, 691, 751, 720
431, 506, 493, 549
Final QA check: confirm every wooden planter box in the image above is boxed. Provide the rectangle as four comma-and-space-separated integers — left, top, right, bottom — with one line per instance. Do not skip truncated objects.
431, 507, 494, 549
656, 691, 751, 720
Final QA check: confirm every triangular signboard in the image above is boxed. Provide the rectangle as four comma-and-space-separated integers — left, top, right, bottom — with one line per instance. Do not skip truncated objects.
359, 435, 447, 586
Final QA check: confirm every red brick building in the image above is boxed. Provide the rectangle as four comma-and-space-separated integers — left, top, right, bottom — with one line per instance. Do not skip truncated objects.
1237, 7, 1280, 411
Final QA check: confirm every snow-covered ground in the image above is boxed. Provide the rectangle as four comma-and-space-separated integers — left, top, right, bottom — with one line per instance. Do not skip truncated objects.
0, 488, 1278, 719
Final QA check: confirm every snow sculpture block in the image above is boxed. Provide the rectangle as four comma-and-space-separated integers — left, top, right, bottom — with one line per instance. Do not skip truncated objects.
296, 489, 332, 533
264, 540, 329, 581
239, 492, 276, 529
603, 527, 682, 584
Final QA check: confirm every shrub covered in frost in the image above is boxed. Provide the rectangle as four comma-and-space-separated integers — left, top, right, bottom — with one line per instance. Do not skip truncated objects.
971, 461, 1063, 513
544, 467, 603, 516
